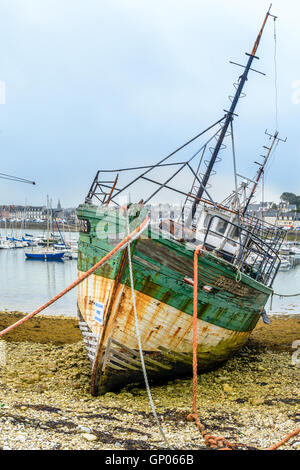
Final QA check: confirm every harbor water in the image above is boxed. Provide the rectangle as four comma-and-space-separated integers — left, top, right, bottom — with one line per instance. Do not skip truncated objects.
0, 227, 299, 317
267, 263, 300, 315
0, 228, 78, 316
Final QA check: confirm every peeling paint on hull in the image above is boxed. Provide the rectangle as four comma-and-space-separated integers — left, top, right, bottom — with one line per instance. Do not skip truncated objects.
77, 274, 250, 393
76, 204, 272, 394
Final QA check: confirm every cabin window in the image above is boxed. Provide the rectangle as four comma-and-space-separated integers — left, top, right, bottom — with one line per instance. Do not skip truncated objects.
203, 214, 211, 228
230, 226, 240, 240
216, 220, 227, 234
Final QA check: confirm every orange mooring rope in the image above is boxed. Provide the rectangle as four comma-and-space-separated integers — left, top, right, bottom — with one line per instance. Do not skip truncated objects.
192, 244, 202, 415
0, 216, 149, 338
267, 427, 300, 451
0, 219, 299, 449
187, 244, 240, 450
187, 244, 300, 451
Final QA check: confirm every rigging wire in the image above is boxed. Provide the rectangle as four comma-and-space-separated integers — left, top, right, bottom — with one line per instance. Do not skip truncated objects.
261, 171, 265, 216
230, 121, 239, 202
264, 139, 280, 179
0, 173, 35, 185
125, 213, 172, 450
273, 17, 279, 131
255, 19, 280, 204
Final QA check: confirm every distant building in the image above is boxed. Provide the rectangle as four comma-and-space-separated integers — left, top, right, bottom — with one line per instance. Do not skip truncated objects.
263, 209, 278, 226
0, 205, 46, 221
279, 202, 297, 213
247, 202, 273, 214
0, 203, 78, 225
277, 211, 300, 228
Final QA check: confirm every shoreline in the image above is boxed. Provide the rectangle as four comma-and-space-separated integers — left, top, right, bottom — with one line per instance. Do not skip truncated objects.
1, 311, 300, 349
0, 312, 299, 450
0, 223, 78, 232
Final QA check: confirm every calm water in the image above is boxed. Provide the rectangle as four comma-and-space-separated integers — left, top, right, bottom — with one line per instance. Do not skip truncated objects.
267, 263, 300, 316
0, 227, 299, 317
0, 228, 78, 316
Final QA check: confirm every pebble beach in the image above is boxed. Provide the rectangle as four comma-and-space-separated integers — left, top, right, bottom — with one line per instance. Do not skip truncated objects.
0, 312, 299, 451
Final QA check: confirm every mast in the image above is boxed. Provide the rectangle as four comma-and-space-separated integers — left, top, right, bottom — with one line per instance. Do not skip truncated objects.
46, 195, 50, 250
243, 130, 286, 215
189, 4, 275, 222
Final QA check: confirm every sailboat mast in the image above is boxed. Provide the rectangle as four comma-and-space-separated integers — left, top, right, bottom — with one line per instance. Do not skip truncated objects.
46, 195, 50, 250
189, 5, 274, 222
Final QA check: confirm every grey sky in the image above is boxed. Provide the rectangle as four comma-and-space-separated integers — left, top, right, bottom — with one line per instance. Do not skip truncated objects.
0, 0, 299, 207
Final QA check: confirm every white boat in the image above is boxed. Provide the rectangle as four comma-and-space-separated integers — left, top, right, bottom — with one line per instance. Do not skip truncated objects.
279, 257, 292, 271
54, 241, 78, 260
0, 238, 13, 249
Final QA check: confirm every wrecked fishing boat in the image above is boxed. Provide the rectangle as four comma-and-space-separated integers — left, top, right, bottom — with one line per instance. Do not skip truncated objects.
76, 7, 285, 395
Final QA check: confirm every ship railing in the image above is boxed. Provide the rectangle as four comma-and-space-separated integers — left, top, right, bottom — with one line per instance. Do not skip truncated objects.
203, 214, 284, 287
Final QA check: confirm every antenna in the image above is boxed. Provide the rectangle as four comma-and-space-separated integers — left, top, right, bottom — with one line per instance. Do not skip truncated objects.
243, 129, 286, 215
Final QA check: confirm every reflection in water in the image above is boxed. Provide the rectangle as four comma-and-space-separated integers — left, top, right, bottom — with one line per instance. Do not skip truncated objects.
0, 228, 77, 316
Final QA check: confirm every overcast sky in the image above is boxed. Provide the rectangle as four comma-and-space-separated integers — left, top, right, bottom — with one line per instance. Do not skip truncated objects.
0, 0, 299, 208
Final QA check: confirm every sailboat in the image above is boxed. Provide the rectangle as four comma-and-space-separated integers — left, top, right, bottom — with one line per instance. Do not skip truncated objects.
25, 197, 65, 261
76, 6, 286, 395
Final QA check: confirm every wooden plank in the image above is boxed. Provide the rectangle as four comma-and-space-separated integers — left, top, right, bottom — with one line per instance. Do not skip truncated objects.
158, 346, 192, 365
110, 339, 172, 370
109, 355, 140, 371
142, 356, 172, 370
106, 362, 126, 371
133, 255, 161, 272
110, 347, 157, 371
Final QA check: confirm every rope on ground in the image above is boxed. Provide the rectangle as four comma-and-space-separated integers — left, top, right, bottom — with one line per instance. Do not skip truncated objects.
1, 212, 299, 450
0, 215, 150, 338
267, 427, 300, 450
187, 244, 300, 451
187, 244, 244, 450
125, 212, 172, 450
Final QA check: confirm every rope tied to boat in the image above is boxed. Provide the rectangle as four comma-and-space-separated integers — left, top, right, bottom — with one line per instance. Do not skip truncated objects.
0, 213, 299, 449
235, 266, 242, 283
269, 290, 300, 311
0, 215, 150, 338
272, 291, 300, 298
188, 243, 300, 450
187, 244, 244, 450
125, 211, 172, 449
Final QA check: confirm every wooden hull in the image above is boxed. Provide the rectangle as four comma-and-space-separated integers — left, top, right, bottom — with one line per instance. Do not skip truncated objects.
76, 203, 272, 394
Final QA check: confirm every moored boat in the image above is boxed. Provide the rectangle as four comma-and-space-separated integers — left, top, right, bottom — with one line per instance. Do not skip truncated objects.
76, 7, 285, 395
25, 196, 65, 261
25, 250, 65, 261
